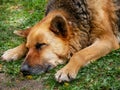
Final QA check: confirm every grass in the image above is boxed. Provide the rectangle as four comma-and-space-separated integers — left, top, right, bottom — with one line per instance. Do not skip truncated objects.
0, 0, 120, 90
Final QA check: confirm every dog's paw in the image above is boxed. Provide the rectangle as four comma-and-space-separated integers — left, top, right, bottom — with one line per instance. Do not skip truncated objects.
1, 49, 21, 61
55, 67, 77, 83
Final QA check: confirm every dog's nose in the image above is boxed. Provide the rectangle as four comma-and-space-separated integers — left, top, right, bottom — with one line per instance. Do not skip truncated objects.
20, 63, 54, 75
20, 64, 31, 76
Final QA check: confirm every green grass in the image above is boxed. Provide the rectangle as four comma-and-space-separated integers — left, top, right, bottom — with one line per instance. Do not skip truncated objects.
0, 0, 120, 90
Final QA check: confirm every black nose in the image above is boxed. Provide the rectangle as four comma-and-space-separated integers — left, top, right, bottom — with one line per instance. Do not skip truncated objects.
20, 63, 54, 76
20, 64, 31, 76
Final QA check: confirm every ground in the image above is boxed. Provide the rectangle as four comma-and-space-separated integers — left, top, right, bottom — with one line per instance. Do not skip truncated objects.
0, 0, 120, 90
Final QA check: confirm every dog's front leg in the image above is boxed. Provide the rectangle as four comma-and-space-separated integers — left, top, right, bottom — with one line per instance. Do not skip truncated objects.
55, 38, 119, 82
1, 43, 27, 61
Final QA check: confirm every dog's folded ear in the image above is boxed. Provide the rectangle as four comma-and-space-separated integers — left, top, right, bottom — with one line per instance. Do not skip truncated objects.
14, 27, 31, 38
50, 15, 68, 38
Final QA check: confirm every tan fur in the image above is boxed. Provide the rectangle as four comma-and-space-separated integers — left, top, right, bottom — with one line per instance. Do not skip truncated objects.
1, 0, 120, 82
2, 43, 27, 61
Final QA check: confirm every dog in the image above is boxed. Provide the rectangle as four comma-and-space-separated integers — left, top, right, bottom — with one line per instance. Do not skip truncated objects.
1, 0, 120, 83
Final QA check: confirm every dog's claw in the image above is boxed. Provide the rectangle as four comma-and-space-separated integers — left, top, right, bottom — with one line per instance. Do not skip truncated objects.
55, 73, 69, 83
55, 68, 76, 83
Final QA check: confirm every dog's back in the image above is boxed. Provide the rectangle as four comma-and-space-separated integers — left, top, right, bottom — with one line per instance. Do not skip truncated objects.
114, 0, 120, 42
46, 0, 91, 30
46, 0, 120, 26
46, 0, 120, 43
114, 0, 120, 31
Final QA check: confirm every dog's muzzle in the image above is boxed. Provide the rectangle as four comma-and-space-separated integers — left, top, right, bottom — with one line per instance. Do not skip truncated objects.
20, 63, 53, 76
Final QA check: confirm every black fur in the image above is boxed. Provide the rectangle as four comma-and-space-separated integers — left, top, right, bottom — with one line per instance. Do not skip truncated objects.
114, 0, 120, 31
46, 0, 91, 31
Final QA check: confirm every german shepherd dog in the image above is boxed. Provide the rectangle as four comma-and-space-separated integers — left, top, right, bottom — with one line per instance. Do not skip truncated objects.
1, 0, 120, 82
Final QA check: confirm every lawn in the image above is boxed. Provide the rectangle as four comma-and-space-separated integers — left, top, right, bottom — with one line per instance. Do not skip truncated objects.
0, 0, 120, 90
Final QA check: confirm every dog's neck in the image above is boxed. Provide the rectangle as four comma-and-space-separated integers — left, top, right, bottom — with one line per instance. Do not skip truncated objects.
65, 21, 90, 59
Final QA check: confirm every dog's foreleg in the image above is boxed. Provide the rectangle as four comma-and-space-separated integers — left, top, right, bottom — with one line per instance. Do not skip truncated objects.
55, 37, 119, 82
1, 43, 27, 61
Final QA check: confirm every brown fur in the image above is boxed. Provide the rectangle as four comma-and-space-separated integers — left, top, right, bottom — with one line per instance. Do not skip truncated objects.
1, 0, 120, 82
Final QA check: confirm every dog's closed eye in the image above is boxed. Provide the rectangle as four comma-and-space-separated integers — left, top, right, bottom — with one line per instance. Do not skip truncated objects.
35, 43, 47, 50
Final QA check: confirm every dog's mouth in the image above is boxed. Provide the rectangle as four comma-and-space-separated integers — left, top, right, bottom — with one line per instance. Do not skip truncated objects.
20, 63, 54, 76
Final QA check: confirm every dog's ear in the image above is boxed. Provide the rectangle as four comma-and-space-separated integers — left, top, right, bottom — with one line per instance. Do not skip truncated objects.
14, 28, 31, 38
50, 15, 68, 38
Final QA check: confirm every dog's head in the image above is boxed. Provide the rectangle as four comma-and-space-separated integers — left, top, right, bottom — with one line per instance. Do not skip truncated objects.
18, 13, 71, 75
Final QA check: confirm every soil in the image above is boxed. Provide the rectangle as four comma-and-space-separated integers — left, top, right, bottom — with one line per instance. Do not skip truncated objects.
0, 73, 44, 90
